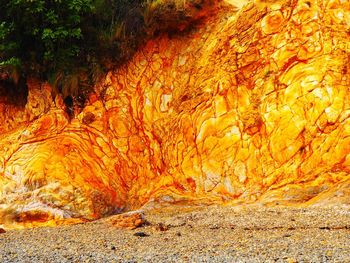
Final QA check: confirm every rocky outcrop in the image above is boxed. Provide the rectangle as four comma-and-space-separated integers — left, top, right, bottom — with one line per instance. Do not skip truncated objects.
0, 0, 349, 229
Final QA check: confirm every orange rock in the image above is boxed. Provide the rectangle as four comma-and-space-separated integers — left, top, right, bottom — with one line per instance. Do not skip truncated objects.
108, 213, 145, 230
0, 0, 349, 228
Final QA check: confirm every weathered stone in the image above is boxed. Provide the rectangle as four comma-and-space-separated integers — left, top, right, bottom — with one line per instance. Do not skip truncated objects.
0, 0, 349, 228
108, 213, 145, 230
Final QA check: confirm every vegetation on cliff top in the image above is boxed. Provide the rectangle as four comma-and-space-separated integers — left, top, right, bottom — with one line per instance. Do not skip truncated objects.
0, 0, 213, 103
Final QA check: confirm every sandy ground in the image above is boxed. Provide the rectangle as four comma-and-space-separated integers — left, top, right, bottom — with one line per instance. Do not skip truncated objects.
0, 204, 350, 262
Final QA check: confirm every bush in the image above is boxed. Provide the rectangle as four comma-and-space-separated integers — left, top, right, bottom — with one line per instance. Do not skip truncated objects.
1, 0, 94, 74
0, 0, 214, 103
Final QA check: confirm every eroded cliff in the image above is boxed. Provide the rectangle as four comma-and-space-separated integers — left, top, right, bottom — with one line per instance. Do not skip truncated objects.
0, 0, 349, 229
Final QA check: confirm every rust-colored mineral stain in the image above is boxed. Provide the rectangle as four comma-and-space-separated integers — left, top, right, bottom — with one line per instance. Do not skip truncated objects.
15, 211, 50, 223
0, 0, 350, 229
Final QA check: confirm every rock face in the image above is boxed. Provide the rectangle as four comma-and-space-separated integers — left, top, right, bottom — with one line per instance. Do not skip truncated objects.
0, 0, 349, 228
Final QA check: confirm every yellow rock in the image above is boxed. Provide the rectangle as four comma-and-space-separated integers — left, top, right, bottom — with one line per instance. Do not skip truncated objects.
0, 0, 349, 228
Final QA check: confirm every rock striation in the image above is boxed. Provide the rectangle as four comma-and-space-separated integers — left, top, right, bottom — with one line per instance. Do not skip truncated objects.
0, 0, 349, 228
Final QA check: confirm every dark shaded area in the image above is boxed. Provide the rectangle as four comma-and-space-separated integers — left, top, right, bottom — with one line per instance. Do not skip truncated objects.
63, 95, 74, 119
0, 0, 216, 114
0, 74, 28, 107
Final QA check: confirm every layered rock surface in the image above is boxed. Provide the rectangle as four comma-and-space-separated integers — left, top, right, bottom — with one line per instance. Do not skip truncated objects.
0, 0, 349, 229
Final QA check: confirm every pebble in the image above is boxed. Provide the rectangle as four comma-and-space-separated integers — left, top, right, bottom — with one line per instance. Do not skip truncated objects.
0, 206, 349, 262
154, 223, 168, 231
133, 232, 150, 237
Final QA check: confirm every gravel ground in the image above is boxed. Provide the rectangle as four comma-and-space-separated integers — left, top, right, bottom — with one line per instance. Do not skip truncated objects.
0, 204, 350, 262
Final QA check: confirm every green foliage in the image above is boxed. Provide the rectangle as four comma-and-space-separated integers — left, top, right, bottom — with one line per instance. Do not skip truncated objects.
1, 0, 149, 81
1, 0, 210, 100
1, 0, 94, 75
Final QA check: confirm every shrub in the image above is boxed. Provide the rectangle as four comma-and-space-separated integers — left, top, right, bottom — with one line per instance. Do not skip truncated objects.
0, 0, 214, 104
